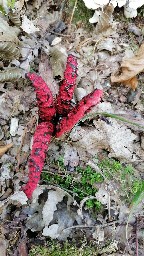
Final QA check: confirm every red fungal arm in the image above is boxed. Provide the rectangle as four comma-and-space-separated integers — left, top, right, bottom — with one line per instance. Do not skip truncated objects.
56, 54, 78, 116
55, 89, 103, 138
22, 122, 54, 198
26, 73, 56, 121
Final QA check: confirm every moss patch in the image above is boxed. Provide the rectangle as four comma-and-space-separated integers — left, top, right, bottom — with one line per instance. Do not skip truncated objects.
29, 240, 98, 256
66, 0, 93, 29
98, 158, 143, 203
42, 159, 103, 211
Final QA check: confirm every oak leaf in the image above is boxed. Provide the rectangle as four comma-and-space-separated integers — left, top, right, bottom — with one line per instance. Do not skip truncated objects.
0, 143, 13, 157
111, 43, 144, 90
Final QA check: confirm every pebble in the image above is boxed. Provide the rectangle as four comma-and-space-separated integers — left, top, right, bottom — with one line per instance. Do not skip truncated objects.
10, 118, 19, 136
119, 95, 127, 103
51, 37, 62, 46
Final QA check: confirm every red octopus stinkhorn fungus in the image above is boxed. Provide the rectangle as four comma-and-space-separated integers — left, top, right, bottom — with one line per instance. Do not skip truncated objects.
22, 54, 103, 198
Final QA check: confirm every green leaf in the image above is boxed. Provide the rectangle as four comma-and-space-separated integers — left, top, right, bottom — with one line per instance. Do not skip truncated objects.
131, 181, 144, 208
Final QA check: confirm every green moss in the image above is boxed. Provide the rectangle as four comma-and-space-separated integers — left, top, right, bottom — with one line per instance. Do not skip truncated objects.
0, 5, 6, 14
29, 240, 98, 256
98, 158, 143, 203
42, 157, 143, 209
67, 0, 93, 29
42, 159, 103, 211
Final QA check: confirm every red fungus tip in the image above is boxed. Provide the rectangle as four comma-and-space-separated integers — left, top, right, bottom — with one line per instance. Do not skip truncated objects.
56, 54, 78, 116
55, 89, 103, 138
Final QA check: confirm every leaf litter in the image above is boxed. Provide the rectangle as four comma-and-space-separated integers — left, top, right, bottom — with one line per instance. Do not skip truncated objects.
0, 0, 144, 255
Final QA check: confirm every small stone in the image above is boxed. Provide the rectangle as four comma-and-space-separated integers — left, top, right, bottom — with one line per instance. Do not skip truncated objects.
0, 164, 11, 180
54, 21, 66, 33
10, 118, 19, 136
119, 95, 127, 103
22, 144, 29, 152
51, 37, 62, 46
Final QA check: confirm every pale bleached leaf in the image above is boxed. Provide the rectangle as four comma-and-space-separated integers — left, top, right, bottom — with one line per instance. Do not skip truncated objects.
21, 15, 39, 34
0, 68, 22, 82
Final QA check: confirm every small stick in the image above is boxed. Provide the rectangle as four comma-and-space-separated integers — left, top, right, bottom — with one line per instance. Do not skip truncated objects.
135, 217, 139, 256
68, 0, 78, 33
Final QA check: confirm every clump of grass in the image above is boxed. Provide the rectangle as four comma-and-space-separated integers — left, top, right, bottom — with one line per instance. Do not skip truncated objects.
0, 0, 15, 14
98, 158, 143, 203
29, 240, 98, 256
42, 158, 103, 211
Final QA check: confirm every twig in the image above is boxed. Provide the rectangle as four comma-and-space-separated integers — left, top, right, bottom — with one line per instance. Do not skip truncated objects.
68, 0, 78, 33
135, 217, 139, 256
78, 196, 99, 218
50, 31, 71, 37
63, 220, 120, 232
108, 191, 111, 221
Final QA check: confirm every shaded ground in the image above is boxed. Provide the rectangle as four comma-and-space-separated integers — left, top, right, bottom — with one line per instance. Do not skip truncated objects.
0, 1, 144, 255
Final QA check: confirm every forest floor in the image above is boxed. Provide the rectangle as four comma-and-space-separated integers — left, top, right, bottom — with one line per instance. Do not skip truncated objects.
0, 1, 144, 255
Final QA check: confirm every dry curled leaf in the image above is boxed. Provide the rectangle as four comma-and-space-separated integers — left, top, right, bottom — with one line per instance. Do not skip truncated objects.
0, 143, 13, 157
90, 4, 115, 36
0, 226, 7, 256
0, 41, 20, 60
0, 68, 23, 82
111, 43, 144, 90
0, 16, 20, 60
8, 10, 21, 27
26, 186, 74, 240
21, 15, 39, 34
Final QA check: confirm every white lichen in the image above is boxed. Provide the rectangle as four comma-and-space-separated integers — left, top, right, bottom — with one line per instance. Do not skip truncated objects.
129, 0, 144, 9
111, 0, 127, 7
83, 0, 109, 9
83, 0, 144, 20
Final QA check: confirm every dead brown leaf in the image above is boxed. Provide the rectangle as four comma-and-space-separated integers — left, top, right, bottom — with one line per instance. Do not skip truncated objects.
111, 43, 144, 90
18, 239, 28, 256
94, 4, 115, 36
0, 17, 20, 60
0, 143, 13, 157
49, 47, 67, 79
0, 227, 7, 256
